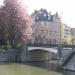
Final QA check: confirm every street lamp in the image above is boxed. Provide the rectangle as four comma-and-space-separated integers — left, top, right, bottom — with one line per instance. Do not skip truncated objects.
58, 13, 62, 60
59, 12, 63, 45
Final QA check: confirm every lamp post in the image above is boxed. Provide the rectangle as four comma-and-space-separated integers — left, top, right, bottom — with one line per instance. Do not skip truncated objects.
59, 12, 63, 45
58, 13, 62, 61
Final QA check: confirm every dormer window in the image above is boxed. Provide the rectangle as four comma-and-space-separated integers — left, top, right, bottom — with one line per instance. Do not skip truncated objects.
39, 11, 41, 14
35, 16, 39, 21
44, 14, 46, 17
37, 16, 39, 20
48, 16, 51, 21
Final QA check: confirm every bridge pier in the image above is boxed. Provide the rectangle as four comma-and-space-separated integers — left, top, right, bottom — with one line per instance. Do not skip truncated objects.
20, 45, 28, 62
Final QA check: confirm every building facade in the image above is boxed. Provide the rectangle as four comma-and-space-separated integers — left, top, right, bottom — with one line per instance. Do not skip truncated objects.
71, 28, 75, 45
31, 9, 61, 44
63, 24, 72, 45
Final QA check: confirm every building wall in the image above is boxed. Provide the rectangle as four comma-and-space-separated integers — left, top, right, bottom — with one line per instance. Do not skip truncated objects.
63, 24, 72, 45
31, 10, 61, 44
32, 21, 51, 44
71, 28, 75, 45
60, 23, 72, 45
31, 10, 73, 45
52, 13, 60, 44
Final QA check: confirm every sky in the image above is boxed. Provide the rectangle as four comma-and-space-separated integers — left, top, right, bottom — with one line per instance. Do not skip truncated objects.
25, 0, 75, 28
0, 0, 75, 28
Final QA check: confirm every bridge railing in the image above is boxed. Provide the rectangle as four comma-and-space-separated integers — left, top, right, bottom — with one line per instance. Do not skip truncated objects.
26, 43, 75, 48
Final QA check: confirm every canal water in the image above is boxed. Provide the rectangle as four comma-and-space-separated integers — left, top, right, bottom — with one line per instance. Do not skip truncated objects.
0, 63, 63, 75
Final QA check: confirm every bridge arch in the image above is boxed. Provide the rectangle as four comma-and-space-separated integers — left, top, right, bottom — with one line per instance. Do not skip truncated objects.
27, 47, 57, 61
28, 47, 58, 53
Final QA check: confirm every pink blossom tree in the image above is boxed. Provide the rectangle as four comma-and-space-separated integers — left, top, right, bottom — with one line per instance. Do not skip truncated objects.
0, 0, 32, 48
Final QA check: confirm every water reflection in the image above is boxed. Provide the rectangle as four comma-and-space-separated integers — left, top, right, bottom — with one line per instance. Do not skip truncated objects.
0, 63, 62, 75
26, 61, 58, 71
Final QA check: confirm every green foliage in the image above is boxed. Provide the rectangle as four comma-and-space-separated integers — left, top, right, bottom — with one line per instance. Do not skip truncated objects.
11, 43, 22, 49
0, 42, 22, 50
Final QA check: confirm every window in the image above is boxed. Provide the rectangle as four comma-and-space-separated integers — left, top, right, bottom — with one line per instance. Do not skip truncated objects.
41, 21, 44, 25
48, 16, 51, 21
36, 16, 39, 20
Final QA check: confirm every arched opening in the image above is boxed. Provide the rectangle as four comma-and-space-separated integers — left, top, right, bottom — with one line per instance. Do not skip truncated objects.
28, 49, 49, 61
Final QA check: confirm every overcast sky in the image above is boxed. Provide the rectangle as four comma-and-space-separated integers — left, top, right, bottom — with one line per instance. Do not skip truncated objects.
25, 0, 75, 28
0, 0, 75, 27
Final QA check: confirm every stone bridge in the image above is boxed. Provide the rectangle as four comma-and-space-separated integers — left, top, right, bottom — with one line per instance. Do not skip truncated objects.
26, 46, 58, 61
21, 44, 75, 71
28, 47, 58, 53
